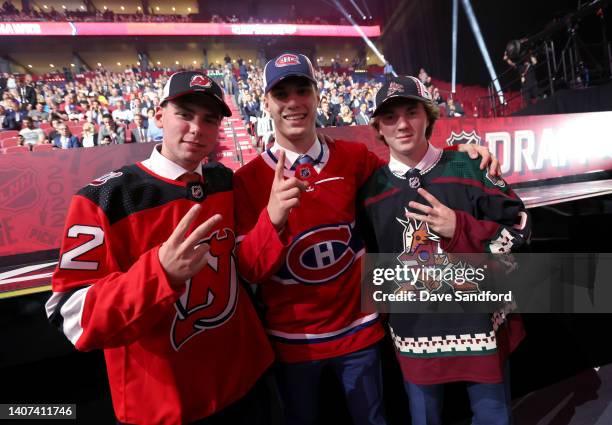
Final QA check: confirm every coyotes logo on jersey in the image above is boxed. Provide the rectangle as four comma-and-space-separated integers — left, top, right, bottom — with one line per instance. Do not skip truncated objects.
395, 213, 481, 294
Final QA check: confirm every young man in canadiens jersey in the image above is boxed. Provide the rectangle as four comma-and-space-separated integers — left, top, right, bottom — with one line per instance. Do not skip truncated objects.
45, 71, 274, 425
233, 53, 500, 425
358, 76, 532, 425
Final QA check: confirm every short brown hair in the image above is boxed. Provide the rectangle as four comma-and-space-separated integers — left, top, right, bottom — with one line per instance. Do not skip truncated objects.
370, 99, 440, 145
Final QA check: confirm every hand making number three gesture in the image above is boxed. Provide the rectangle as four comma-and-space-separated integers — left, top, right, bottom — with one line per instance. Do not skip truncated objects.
158, 204, 223, 289
406, 188, 457, 240
267, 149, 308, 232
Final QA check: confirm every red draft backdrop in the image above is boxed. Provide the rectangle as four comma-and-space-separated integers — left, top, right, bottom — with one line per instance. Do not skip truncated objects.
1, 111, 612, 259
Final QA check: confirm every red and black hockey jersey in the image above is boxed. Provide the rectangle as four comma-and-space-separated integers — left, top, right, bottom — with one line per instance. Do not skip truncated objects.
358, 148, 531, 385
234, 139, 386, 363
45, 162, 273, 425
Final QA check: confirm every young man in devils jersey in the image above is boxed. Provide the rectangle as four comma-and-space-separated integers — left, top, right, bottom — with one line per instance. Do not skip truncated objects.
46, 72, 274, 425
234, 53, 500, 425
358, 76, 531, 425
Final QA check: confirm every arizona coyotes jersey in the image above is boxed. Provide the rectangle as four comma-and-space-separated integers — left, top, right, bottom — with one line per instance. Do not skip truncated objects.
234, 139, 386, 363
358, 148, 531, 384
46, 162, 273, 425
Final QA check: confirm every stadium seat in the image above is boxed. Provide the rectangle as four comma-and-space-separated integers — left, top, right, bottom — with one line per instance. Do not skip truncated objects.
32, 144, 55, 152
0, 130, 19, 140
0, 137, 20, 148
1, 145, 30, 154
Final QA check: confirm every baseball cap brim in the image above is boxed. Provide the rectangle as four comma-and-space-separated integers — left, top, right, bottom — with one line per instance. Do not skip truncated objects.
161, 90, 232, 117
372, 94, 430, 117
264, 73, 317, 93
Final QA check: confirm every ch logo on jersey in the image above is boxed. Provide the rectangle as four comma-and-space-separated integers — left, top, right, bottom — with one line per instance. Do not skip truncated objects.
275, 54, 300, 67
89, 171, 123, 186
190, 74, 213, 89
171, 228, 238, 351
284, 224, 358, 285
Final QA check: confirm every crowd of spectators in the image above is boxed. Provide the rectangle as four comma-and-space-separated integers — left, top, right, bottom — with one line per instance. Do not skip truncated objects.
0, 69, 168, 151
0, 2, 192, 23
227, 60, 469, 146
1, 2, 355, 25
0, 59, 471, 153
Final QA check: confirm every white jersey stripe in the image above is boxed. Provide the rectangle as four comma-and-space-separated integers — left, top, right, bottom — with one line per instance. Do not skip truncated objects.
266, 312, 378, 340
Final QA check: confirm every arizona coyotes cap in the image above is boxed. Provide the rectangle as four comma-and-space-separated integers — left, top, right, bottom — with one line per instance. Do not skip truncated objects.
263, 53, 317, 93
372, 76, 433, 117
160, 71, 232, 117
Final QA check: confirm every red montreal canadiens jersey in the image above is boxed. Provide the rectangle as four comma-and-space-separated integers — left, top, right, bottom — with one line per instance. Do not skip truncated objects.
235, 140, 386, 363
46, 162, 273, 425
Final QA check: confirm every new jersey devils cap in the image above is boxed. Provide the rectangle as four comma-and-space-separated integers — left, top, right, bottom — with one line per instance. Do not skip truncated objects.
160, 71, 232, 117
372, 76, 433, 117
263, 53, 317, 93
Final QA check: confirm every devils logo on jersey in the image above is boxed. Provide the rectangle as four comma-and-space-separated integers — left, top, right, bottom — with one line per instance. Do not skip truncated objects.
282, 223, 361, 285
171, 228, 238, 350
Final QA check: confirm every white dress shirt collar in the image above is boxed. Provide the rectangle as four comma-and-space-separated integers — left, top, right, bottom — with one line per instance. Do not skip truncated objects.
141, 144, 203, 180
271, 136, 323, 170
388, 143, 442, 178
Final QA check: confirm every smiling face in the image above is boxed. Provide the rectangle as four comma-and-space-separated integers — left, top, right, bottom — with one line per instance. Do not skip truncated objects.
376, 99, 429, 166
264, 76, 318, 151
156, 95, 222, 171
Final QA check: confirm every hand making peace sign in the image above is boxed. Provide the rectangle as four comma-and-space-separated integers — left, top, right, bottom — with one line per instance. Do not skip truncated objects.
406, 188, 457, 239
158, 204, 223, 289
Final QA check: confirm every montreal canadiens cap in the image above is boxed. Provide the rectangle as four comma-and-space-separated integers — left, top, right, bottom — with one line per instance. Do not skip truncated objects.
372, 76, 433, 117
263, 53, 317, 93
160, 71, 232, 117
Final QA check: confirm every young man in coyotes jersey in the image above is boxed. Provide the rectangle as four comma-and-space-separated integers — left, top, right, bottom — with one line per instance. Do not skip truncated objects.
358, 76, 531, 425
45, 71, 274, 425
233, 53, 500, 425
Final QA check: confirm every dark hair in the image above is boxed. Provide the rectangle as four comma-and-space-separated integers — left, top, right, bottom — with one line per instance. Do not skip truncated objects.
370, 99, 440, 143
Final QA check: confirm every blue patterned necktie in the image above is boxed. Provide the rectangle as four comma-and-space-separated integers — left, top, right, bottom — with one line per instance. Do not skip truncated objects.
296, 154, 314, 166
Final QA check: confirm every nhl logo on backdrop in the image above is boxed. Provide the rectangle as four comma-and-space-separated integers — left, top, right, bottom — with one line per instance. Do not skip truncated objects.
275, 54, 300, 67
445, 130, 482, 146
190, 74, 213, 89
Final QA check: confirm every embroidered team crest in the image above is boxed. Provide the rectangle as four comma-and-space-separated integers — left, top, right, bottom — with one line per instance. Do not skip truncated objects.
395, 215, 481, 294
387, 82, 405, 97
299, 167, 311, 178
190, 74, 213, 89
90, 171, 123, 186
171, 228, 238, 350
275, 54, 300, 67
445, 130, 482, 146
